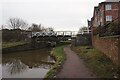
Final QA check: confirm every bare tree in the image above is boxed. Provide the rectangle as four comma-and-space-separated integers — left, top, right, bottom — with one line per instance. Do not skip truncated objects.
8, 17, 28, 29
78, 26, 88, 34
28, 23, 43, 32
27, 24, 54, 33
31, 24, 39, 32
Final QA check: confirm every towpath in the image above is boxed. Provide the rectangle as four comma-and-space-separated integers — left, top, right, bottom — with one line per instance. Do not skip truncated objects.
56, 45, 96, 78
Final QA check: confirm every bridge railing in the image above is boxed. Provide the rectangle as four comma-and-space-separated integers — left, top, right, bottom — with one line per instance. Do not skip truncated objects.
32, 32, 57, 37
32, 31, 79, 38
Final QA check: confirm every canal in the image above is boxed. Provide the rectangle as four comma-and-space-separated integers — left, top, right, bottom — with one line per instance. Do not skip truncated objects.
2, 48, 55, 78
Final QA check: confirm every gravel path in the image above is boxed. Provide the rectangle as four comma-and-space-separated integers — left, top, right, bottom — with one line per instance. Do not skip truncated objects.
56, 45, 96, 78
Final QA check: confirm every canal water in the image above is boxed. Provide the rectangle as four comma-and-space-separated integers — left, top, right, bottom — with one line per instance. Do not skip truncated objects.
2, 48, 55, 78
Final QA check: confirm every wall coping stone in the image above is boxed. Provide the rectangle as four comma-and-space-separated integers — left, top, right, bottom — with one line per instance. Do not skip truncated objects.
100, 35, 120, 39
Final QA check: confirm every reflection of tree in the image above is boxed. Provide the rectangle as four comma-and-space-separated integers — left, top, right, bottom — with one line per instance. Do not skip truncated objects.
7, 59, 28, 75
2, 49, 55, 75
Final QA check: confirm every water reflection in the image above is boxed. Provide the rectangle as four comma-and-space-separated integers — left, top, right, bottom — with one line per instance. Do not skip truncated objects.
5, 59, 28, 75
2, 48, 54, 78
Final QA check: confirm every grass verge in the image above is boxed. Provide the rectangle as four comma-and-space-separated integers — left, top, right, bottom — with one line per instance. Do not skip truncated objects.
71, 46, 120, 78
2, 41, 27, 48
44, 46, 65, 78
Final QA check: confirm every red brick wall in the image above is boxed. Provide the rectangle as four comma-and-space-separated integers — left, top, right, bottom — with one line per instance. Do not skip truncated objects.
92, 36, 120, 64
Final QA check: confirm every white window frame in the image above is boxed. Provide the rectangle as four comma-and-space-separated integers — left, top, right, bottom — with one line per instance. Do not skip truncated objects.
106, 16, 112, 21
105, 4, 112, 10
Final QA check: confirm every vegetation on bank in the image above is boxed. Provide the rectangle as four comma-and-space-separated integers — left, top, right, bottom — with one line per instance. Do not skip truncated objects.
2, 41, 27, 48
44, 46, 65, 78
71, 46, 119, 78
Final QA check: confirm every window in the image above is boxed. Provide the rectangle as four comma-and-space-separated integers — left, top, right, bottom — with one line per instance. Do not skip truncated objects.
106, 16, 112, 21
105, 4, 112, 10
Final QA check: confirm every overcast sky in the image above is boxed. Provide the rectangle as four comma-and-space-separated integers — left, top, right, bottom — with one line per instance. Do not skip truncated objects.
1, 0, 105, 31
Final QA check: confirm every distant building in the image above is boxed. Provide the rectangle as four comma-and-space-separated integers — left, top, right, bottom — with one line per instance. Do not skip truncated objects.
88, 0, 120, 34
87, 20, 92, 33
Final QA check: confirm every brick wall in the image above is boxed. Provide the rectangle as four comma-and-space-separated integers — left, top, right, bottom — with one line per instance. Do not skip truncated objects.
92, 35, 120, 64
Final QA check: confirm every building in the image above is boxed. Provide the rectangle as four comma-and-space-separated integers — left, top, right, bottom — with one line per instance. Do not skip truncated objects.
88, 0, 120, 33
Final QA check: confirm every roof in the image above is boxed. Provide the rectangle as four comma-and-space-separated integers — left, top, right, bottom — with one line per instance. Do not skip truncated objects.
104, 0, 120, 2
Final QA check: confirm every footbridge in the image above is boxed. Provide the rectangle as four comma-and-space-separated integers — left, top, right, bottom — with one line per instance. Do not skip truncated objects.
31, 31, 77, 46
31, 30, 90, 47
32, 31, 78, 41
32, 31, 78, 37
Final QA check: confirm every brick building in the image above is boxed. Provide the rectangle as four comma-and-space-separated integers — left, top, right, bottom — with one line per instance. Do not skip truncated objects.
88, 0, 120, 32
87, 0, 120, 64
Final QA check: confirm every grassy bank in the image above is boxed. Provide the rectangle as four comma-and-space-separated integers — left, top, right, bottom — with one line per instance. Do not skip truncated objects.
71, 46, 119, 78
2, 41, 27, 48
44, 46, 65, 78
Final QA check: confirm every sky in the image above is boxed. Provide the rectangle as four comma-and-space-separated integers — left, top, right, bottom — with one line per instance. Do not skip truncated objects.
1, 0, 105, 31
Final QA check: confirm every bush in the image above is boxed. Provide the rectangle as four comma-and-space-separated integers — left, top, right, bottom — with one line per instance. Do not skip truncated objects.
93, 23, 120, 37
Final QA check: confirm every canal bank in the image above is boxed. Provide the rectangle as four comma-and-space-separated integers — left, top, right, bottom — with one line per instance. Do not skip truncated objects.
44, 41, 71, 78
44, 46, 65, 78
2, 42, 49, 53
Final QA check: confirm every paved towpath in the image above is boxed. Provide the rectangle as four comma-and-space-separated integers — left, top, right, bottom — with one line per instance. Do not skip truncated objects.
56, 45, 96, 78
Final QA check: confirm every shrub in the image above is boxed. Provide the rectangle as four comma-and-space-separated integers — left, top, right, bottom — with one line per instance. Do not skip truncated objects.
93, 23, 120, 37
